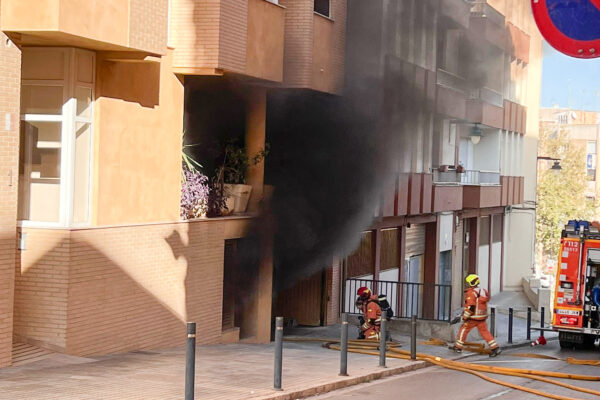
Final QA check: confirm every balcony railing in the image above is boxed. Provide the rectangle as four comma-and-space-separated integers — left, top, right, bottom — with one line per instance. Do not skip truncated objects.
468, 1, 505, 26
344, 278, 452, 322
461, 170, 501, 185
437, 68, 468, 94
469, 87, 503, 107
433, 170, 462, 184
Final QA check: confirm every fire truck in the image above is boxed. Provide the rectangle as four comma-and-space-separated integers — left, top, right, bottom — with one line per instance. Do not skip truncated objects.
553, 220, 600, 348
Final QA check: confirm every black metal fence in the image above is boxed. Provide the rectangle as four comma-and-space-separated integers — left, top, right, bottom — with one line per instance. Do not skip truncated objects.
344, 278, 452, 322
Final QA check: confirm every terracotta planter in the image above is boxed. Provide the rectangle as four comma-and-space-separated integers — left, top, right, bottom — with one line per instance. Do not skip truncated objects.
224, 184, 253, 214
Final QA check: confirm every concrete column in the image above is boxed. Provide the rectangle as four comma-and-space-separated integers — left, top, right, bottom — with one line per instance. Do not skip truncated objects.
468, 217, 480, 275
373, 229, 382, 281
255, 222, 274, 343
0, 32, 21, 368
245, 87, 267, 213
423, 217, 439, 319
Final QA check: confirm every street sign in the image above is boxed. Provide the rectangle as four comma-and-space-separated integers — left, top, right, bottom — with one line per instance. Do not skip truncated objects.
531, 0, 600, 58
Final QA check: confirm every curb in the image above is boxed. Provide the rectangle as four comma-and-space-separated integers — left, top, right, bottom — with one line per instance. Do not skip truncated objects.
258, 337, 560, 400
257, 361, 428, 400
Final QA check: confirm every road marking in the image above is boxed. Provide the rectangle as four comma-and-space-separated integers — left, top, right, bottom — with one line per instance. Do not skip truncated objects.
480, 389, 513, 399
471, 359, 559, 364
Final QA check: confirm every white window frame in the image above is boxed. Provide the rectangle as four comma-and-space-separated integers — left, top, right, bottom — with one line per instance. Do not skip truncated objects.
19, 48, 95, 228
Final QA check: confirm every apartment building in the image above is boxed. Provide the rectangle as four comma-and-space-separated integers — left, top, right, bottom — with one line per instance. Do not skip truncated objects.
0, 0, 542, 366
0, 0, 347, 367
540, 108, 600, 200
276, 0, 543, 328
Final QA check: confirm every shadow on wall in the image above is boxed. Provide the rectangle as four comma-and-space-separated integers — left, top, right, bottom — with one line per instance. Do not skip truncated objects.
13, 223, 229, 357
96, 56, 160, 108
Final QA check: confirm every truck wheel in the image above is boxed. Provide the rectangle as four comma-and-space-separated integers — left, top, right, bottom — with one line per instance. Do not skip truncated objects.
560, 340, 575, 349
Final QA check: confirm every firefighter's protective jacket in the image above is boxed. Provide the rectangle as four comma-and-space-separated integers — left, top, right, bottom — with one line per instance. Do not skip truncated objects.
360, 295, 382, 338
462, 287, 490, 321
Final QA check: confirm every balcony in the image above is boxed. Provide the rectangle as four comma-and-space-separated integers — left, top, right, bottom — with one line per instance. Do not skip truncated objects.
468, 1, 506, 50
170, 0, 285, 82
507, 22, 530, 64
1, 0, 167, 55
502, 100, 527, 134
432, 170, 464, 212
439, 0, 471, 29
467, 87, 504, 129
436, 69, 467, 119
461, 170, 500, 185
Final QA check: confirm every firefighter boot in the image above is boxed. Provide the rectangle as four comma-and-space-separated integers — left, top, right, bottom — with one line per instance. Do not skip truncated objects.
448, 345, 462, 354
489, 347, 502, 358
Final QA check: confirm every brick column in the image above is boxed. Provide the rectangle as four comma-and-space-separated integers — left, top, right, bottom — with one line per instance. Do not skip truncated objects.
0, 26, 21, 367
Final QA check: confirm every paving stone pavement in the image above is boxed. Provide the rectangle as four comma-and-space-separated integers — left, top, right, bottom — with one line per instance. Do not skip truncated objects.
0, 316, 554, 400
0, 341, 422, 400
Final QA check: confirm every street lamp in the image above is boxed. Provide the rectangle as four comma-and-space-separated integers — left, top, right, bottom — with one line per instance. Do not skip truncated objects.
537, 156, 562, 172
470, 124, 483, 145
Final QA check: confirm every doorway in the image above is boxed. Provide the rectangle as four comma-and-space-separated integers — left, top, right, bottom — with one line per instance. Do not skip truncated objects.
402, 255, 423, 318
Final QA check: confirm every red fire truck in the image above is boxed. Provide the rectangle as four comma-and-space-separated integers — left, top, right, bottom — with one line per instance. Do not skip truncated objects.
553, 220, 600, 348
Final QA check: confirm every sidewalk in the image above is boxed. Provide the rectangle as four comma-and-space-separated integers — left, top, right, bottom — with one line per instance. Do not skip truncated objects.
0, 317, 554, 400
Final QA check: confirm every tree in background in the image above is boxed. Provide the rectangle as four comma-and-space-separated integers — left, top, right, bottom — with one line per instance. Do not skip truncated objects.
536, 126, 599, 270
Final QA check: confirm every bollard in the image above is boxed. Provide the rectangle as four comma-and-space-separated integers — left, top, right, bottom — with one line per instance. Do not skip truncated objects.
410, 315, 417, 361
508, 308, 513, 344
490, 307, 496, 337
339, 313, 348, 376
540, 307, 545, 338
185, 322, 196, 400
274, 317, 284, 391
527, 307, 532, 341
379, 318, 387, 367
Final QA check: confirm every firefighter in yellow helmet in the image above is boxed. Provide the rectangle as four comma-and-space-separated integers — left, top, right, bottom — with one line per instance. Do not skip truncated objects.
450, 274, 501, 357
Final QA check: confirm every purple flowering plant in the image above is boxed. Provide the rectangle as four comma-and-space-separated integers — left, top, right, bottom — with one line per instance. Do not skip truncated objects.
180, 133, 209, 219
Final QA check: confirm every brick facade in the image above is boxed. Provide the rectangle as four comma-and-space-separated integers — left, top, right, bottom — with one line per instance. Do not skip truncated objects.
280, 0, 314, 87
0, 1, 21, 366
280, 0, 346, 94
129, 0, 169, 55
15, 218, 258, 356
171, 0, 248, 74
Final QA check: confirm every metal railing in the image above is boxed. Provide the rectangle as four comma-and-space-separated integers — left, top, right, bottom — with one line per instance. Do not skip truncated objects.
436, 68, 468, 93
469, 87, 504, 107
344, 278, 452, 322
461, 170, 500, 185
468, 1, 505, 26
433, 170, 462, 184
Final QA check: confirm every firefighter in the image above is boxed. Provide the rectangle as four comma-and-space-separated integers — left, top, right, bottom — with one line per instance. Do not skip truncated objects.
356, 287, 382, 340
450, 274, 502, 357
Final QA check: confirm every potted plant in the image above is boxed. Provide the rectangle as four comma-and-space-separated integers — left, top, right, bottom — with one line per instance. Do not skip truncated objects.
180, 133, 210, 219
215, 141, 268, 214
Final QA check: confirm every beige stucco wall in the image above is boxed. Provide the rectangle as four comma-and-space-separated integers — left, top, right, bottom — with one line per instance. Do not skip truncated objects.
246, 0, 285, 82
93, 50, 183, 226
503, 0, 543, 290
1, 0, 167, 54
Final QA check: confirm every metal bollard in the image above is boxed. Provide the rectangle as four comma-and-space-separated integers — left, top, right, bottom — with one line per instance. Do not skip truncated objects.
379, 318, 387, 367
527, 307, 532, 341
540, 307, 545, 338
274, 317, 284, 391
185, 322, 196, 400
410, 315, 417, 361
339, 313, 348, 376
508, 308, 513, 344
490, 307, 496, 337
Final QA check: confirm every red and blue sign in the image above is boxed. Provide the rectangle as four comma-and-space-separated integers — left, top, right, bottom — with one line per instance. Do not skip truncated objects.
532, 0, 600, 58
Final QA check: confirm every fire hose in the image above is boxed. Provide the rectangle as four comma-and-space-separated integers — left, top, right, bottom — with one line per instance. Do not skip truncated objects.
284, 337, 600, 400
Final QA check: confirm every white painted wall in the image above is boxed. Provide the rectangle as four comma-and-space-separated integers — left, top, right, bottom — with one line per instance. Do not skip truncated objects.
473, 129, 501, 172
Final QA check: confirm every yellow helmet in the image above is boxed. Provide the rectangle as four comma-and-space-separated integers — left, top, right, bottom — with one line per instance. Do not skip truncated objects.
465, 274, 480, 287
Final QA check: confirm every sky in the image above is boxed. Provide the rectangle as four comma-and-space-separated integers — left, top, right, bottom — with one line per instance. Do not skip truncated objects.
541, 41, 600, 111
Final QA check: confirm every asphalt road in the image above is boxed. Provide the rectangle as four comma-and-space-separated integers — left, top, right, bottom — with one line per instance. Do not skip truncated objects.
311, 341, 600, 400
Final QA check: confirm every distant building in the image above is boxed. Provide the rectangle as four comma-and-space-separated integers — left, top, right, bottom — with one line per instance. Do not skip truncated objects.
540, 108, 600, 200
